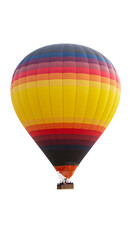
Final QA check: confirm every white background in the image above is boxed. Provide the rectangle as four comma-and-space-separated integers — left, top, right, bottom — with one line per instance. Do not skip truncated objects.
0, 0, 135, 239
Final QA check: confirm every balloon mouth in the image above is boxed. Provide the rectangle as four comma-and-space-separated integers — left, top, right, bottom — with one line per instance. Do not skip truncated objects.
54, 165, 78, 179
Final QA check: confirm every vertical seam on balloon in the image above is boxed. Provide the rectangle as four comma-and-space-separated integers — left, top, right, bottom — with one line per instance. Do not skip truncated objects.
10, 61, 27, 122
72, 44, 77, 138
48, 49, 57, 143
24, 50, 42, 130
105, 91, 118, 127
36, 55, 47, 126
92, 52, 111, 133
89, 49, 102, 125
85, 49, 102, 144
100, 55, 117, 125
101, 55, 118, 126
42, 45, 57, 162
35, 52, 49, 146
78, 46, 92, 154
79, 46, 91, 138
11, 88, 25, 123
15, 63, 30, 122
105, 64, 118, 127
15, 53, 36, 126
62, 44, 64, 149
11, 68, 26, 124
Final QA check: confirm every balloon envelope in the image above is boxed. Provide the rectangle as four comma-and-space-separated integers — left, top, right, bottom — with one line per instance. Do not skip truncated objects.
11, 44, 121, 179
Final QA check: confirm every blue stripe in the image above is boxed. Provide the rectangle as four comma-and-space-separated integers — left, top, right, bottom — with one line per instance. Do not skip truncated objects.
19, 52, 112, 65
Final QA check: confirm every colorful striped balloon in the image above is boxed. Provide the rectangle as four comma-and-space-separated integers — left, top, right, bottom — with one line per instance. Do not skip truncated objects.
11, 44, 121, 180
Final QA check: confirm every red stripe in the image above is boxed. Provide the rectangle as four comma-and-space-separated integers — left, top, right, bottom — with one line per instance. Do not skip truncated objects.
14, 62, 112, 75
36, 139, 95, 147
32, 134, 98, 142
29, 128, 102, 137
39, 139, 95, 146
12, 67, 116, 82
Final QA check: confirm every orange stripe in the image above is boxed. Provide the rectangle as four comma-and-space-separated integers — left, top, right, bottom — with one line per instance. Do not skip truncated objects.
25, 123, 105, 133
11, 73, 120, 89
54, 165, 78, 178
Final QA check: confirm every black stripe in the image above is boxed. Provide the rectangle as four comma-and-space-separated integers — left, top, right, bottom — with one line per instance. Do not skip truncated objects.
41, 148, 90, 166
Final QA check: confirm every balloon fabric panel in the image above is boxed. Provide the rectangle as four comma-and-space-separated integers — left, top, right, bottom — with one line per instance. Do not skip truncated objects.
11, 44, 121, 179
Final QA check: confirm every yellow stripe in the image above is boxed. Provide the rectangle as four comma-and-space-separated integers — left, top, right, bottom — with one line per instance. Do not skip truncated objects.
11, 82, 120, 127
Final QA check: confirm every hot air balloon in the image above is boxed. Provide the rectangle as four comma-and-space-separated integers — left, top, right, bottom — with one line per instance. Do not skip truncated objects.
11, 44, 121, 189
